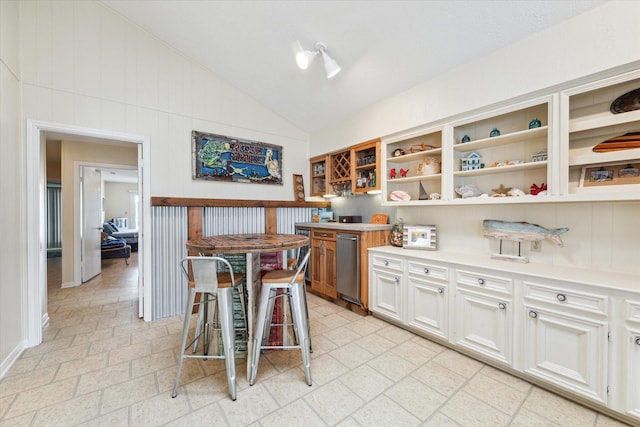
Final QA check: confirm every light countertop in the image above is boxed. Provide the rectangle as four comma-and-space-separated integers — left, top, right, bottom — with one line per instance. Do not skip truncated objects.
295, 222, 393, 231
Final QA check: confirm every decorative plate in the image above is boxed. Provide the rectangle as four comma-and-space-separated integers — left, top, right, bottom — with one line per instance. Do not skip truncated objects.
610, 88, 640, 114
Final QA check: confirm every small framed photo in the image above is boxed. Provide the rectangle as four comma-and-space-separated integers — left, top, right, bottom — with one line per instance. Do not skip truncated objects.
403, 225, 437, 250
580, 162, 640, 190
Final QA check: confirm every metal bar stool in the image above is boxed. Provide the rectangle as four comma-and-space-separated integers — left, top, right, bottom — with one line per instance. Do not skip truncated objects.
249, 251, 312, 386
172, 256, 245, 401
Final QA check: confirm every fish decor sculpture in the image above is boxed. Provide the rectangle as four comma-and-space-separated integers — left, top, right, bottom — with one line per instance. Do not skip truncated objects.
483, 219, 569, 247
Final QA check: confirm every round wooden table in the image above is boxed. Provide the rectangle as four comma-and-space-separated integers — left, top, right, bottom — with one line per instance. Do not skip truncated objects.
185, 233, 310, 380
186, 233, 309, 255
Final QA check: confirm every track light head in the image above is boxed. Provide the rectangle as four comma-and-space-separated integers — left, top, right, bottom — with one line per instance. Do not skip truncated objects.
294, 40, 341, 79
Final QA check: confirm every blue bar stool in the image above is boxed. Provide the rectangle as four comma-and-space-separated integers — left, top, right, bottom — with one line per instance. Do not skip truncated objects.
249, 251, 312, 386
172, 256, 245, 401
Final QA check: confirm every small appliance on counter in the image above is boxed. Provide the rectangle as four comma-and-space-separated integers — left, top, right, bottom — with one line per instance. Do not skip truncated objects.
338, 215, 362, 223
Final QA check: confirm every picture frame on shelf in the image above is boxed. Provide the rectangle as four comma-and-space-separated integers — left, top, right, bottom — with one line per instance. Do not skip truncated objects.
579, 161, 640, 190
403, 224, 437, 250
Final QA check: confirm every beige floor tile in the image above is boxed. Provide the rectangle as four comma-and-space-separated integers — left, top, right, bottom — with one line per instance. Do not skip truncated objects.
351, 394, 421, 426
150, 332, 182, 353
304, 379, 366, 425
300, 353, 349, 386
411, 361, 467, 397
322, 325, 364, 347
131, 325, 168, 344
510, 407, 563, 426
315, 312, 352, 329
71, 327, 115, 346
367, 352, 418, 381
0, 395, 14, 419
100, 372, 158, 414
343, 315, 388, 336
479, 365, 533, 394
75, 361, 131, 396
218, 383, 279, 425
158, 358, 206, 394
20, 336, 74, 357
54, 321, 99, 338
2, 377, 77, 419
340, 364, 394, 402
441, 390, 512, 426
181, 370, 234, 409
0, 355, 42, 378
260, 367, 316, 406
424, 412, 463, 426
129, 391, 191, 427
0, 366, 58, 398
0, 410, 35, 427
259, 398, 326, 426
131, 348, 176, 378
307, 333, 339, 357
432, 348, 484, 378
463, 371, 528, 416
30, 391, 101, 427
76, 408, 129, 427
376, 323, 416, 344
520, 387, 598, 426
164, 403, 228, 427
595, 413, 633, 426
107, 341, 152, 365
328, 342, 375, 369
385, 376, 448, 421
35, 343, 90, 369
55, 352, 109, 380
354, 332, 396, 355
389, 339, 439, 366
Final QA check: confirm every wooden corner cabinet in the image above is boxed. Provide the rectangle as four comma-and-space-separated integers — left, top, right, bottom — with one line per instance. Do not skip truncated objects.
310, 155, 328, 196
310, 229, 337, 299
352, 138, 381, 193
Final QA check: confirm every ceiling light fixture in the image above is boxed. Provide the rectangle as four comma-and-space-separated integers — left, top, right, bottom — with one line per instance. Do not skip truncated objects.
294, 41, 341, 79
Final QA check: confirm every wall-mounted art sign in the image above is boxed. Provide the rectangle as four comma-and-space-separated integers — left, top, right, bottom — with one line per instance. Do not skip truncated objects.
192, 131, 283, 185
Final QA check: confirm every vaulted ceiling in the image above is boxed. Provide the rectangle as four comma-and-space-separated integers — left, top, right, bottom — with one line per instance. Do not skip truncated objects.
101, 0, 605, 133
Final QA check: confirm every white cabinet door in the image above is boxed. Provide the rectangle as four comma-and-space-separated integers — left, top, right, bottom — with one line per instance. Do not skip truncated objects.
370, 267, 404, 322
624, 327, 640, 419
455, 288, 512, 366
407, 275, 448, 340
523, 306, 609, 404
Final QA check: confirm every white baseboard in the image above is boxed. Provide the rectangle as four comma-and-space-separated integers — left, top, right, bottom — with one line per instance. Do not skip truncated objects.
61, 281, 76, 288
0, 341, 26, 380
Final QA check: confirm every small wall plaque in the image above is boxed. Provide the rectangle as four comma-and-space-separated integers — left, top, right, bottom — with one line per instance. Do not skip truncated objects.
403, 225, 437, 250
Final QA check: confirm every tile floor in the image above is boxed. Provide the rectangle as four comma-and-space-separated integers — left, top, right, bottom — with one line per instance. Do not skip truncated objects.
0, 254, 632, 426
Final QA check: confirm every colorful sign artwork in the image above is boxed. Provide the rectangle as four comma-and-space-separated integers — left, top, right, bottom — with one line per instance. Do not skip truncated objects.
192, 131, 283, 185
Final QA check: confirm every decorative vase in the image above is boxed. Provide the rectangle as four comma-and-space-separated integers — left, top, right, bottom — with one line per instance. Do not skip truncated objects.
489, 128, 500, 137
529, 118, 541, 129
461, 134, 471, 143
389, 218, 404, 247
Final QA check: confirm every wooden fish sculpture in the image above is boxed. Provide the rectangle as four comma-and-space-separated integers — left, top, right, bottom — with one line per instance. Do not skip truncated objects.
483, 219, 569, 247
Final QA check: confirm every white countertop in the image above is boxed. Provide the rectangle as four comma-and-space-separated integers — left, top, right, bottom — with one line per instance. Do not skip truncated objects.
369, 245, 640, 294
295, 222, 393, 231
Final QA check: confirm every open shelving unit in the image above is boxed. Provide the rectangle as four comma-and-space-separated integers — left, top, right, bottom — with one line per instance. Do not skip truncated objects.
561, 71, 640, 201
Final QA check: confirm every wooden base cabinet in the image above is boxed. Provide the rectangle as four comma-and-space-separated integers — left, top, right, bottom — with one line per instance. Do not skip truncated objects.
310, 230, 337, 299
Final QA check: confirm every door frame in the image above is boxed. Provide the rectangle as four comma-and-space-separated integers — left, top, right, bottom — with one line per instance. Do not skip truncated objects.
25, 119, 152, 348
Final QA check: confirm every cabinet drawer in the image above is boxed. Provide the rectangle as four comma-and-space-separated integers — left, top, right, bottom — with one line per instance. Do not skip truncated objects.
407, 259, 448, 281
312, 229, 336, 240
524, 281, 608, 316
371, 254, 403, 272
456, 269, 512, 295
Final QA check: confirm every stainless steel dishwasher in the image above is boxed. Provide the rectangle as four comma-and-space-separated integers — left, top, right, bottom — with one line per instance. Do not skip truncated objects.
336, 233, 361, 305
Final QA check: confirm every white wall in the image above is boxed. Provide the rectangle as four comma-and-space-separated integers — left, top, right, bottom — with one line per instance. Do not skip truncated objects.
104, 182, 137, 226
0, 0, 24, 375
312, 1, 640, 275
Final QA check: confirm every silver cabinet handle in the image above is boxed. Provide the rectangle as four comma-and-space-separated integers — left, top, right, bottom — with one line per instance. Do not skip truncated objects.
635, 336, 640, 346
423, 267, 429, 274
529, 310, 538, 318
437, 287, 444, 294
394, 277, 400, 283
556, 293, 567, 302
384, 260, 389, 266
478, 278, 485, 285
498, 302, 507, 310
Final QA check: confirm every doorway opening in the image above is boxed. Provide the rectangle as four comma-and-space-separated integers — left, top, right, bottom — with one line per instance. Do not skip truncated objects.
26, 120, 151, 348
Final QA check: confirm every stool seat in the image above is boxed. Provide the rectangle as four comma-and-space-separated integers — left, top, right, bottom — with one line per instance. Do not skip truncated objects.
189, 272, 244, 289
262, 270, 303, 284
